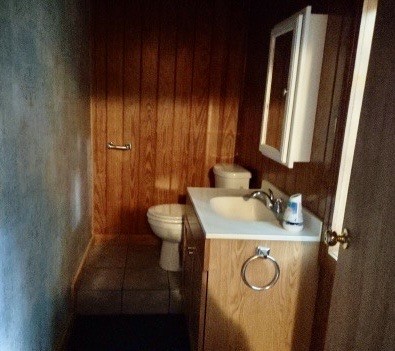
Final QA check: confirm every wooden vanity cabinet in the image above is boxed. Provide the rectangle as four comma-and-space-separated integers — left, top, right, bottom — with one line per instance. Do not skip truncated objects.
182, 196, 319, 351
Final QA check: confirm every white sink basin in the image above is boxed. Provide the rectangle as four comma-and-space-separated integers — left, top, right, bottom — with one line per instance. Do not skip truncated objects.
209, 196, 277, 222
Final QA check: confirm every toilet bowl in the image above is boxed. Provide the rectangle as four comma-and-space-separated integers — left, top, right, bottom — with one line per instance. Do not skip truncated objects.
147, 163, 251, 272
147, 204, 185, 271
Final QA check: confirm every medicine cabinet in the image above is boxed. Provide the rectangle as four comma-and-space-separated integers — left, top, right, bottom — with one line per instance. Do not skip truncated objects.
259, 6, 327, 168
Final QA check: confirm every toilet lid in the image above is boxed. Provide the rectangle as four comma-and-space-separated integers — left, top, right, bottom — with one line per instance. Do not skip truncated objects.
147, 204, 186, 223
213, 163, 252, 179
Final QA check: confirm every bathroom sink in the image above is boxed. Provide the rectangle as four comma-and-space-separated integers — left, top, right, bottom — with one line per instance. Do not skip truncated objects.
209, 196, 277, 222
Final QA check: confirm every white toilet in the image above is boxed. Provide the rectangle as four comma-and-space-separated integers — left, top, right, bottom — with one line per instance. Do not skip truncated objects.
147, 204, 185, 271
147, 163, 251, 271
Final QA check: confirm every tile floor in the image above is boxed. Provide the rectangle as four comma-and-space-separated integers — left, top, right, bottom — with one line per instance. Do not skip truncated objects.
76, 241, 183, 315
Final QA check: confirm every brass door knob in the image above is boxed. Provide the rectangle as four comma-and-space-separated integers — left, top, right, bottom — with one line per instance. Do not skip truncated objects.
325, 228, 350, 249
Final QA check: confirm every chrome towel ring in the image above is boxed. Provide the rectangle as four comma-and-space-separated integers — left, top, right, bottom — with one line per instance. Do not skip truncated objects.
241, 246, 280, 291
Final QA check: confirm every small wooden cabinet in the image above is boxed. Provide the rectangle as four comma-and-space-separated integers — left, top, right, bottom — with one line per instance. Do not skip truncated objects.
182, 195, 319, 351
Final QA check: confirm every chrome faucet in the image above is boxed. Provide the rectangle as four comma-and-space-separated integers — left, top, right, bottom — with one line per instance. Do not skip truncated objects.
246, 189, 284, 215
248, 189, 274, 204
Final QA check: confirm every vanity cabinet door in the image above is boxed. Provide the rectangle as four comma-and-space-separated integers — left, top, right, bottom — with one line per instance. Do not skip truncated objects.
182, 204, 207, 351
182, 216, 194, 324
204, 239, 319, 351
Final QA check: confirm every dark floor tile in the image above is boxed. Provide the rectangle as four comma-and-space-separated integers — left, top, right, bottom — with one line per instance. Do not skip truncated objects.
122, 290, 169, 314
123, 266, 168, 290
77, 290, 122, 315
169, 289, 183, 314
78, 267, 124, 291
168, 271, 182, 290
85, 244, 127, 268
126, 246, 161, 269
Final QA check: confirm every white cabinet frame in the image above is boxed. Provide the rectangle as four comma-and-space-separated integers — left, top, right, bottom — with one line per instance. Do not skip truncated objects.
260, 7, 327, 168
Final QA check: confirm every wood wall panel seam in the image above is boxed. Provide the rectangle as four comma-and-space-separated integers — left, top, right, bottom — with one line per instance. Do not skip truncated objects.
155, 0, 177, 205
188, 1, 213, 188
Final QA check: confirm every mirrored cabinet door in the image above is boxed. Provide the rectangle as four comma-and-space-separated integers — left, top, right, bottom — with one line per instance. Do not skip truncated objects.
260, 7, 327, 168
260, 14, 303, 164
266, 30, 295, 152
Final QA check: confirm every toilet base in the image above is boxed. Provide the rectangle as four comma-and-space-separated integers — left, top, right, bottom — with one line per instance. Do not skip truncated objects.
159, 241, 181, 272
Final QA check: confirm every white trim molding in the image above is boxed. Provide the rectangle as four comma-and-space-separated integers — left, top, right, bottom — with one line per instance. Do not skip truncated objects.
329, 0, 378, 260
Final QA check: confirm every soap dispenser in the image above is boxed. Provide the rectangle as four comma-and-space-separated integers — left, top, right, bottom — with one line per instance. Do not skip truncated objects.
282, 194, 304, 232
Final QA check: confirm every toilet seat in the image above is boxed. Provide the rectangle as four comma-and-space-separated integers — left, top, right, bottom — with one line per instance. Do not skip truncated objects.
147, 204, 185, 224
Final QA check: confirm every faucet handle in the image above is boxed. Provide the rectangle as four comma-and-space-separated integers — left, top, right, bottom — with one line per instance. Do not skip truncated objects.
272, 198, 284, 214
268, 188, 274, 201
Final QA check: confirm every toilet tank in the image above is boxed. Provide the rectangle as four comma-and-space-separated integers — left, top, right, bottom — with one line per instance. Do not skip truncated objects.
213, 163, 251, 189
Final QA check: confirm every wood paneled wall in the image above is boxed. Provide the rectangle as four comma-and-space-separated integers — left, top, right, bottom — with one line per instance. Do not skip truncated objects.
91, 0, 247, 240
234, 1, 361, 351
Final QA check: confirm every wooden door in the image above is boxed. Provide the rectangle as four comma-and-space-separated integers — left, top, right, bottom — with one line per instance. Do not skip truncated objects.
325, 0, 395, 349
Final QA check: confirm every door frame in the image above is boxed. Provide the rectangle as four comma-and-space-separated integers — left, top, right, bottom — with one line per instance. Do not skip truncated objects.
327, 0, 378, 260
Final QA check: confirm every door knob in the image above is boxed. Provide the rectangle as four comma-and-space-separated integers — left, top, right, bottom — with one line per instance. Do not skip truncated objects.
325, 228, 350, 249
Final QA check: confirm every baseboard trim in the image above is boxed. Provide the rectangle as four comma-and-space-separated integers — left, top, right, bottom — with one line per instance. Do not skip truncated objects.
94, 234, 160, 246
71, 236, 95, 301
55, 236, 94, 350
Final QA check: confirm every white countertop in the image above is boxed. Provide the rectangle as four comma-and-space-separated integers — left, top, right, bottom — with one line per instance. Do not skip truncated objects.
187, 183, 322, 242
